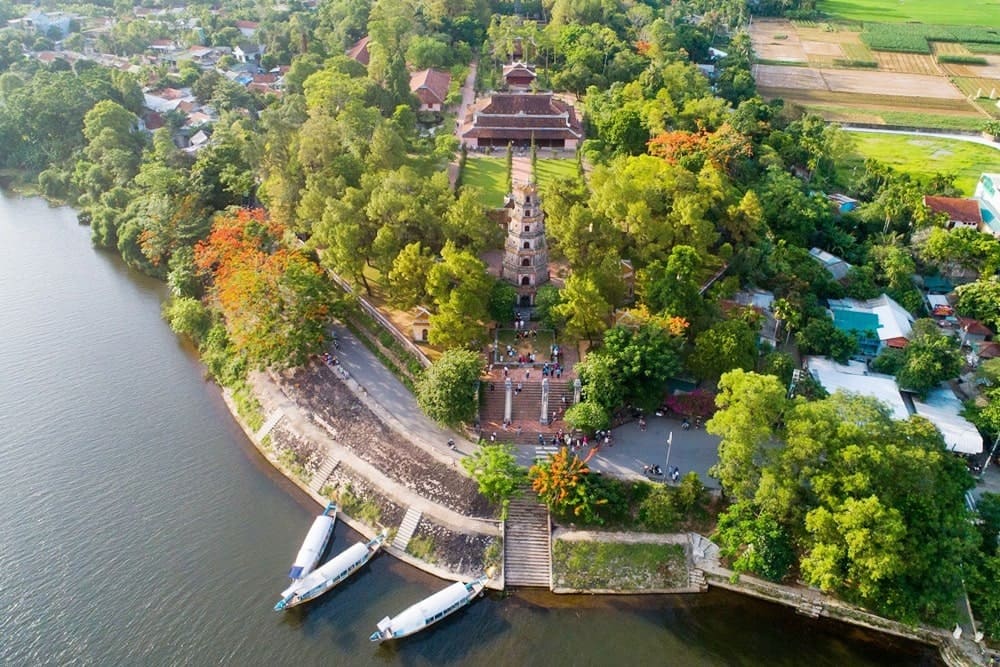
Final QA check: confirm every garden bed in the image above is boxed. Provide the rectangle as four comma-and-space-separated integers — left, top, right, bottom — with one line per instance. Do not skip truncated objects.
551, 536, 689, 591
324, 462, 406, 530
406, 518, 500, 578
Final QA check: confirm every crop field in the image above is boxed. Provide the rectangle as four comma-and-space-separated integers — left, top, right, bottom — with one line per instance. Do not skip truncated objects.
841, 132, 1000, 195
750, 19, 1000, 130
817, 0, 1000, 26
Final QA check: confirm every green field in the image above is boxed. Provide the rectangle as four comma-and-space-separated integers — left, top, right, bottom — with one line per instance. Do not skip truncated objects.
460, 158, 508, 207
461, 157, 580, 208
817, 0, 999, 26
841, 132, 1000, 194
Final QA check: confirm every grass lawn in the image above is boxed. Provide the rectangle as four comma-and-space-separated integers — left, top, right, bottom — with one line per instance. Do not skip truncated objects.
551, 539, 688, 590
817, 0, 998, 26
534, 158, 580, 191
461, 158, 508, 208
840, 132, 1000, 195
461, 157, 581, 209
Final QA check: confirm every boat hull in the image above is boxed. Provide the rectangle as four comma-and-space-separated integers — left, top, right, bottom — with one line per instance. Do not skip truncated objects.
369, 576, 488, 642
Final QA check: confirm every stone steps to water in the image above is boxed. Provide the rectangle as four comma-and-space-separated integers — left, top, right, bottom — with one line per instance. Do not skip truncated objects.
504, 496, 551, 588
796, 596, 824, 618
308, 456, 340, 493
393, 506, 423, 551
688, 568, 707, 592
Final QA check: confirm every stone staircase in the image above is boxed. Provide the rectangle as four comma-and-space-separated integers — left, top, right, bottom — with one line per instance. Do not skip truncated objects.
504, 496, 551, 587
688, 567, 708, 592
796, 595, 825, 619
392, 506, 422, 551
689, 533, 721, 569
480, 377, 573, 445
308, 456, 340, 494
255, 409, 285, 441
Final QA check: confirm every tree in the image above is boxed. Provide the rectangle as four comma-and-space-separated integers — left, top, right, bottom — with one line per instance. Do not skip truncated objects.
707, 370, 789, 502
564, 400, 610, 433
955, 277, 1000, 330
387, 241, 432, 309
529, 447, 607, 523
461, 443, 523, 503
639, 485, 678, 531
688, 318, 758, 383
162, 296, 212, 345
881, 319, 963, 399
416, 349, 484, 425
587, 322, 684, 411
795, 317, 858, 363
919, 226, 1000, 278
553, 273, 609, 343
714, 501, 795, 581
194, 209, 336, 369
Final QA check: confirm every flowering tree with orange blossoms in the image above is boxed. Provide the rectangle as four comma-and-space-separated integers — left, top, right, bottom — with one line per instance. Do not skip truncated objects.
529, 447, 606, 523
195, 208, 336, 368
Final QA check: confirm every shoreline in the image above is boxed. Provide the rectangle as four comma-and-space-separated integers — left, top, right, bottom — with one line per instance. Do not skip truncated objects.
219, 360, 984, 666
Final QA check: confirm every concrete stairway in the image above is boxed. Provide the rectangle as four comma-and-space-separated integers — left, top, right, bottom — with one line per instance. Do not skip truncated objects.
796, 596, 824, 618
255, 410, 285, 441
392, 506, 422, 551
308, 456, 340, 494
504, 496, 551, 587
479, 378, 573, 445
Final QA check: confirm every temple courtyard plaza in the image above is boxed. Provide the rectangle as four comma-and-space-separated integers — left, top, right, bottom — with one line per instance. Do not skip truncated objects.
329, 322, 722, 490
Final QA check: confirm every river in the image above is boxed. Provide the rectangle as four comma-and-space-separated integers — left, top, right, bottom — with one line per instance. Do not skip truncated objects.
0, 192, 942, 666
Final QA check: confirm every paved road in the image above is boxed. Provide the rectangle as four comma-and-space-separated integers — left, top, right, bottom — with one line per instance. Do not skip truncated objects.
330, 324, 466, 456
842, 125, 1000, 152
453, 59, 478, 142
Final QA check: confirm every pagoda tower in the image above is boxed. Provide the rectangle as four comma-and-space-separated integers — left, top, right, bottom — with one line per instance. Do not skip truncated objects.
502, 182, 549, 307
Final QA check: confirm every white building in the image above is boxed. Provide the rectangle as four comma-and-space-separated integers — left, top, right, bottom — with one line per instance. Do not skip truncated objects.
974, 173, 1000, 238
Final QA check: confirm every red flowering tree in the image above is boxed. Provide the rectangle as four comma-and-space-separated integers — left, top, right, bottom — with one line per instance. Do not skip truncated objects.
195, 209, 336, 368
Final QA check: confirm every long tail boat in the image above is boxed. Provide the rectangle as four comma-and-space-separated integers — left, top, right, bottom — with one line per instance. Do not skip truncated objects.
287, 502, 337, 581
275, 531, 387, 611
369, 575, 489, 642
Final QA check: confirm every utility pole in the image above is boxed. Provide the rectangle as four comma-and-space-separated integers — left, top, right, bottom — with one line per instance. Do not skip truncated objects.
665, 431, 673, 483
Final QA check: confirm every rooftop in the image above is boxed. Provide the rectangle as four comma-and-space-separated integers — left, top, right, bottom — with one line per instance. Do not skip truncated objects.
923, 195, 983, 225
828, 294, 914, 343
805, 356, 910, 421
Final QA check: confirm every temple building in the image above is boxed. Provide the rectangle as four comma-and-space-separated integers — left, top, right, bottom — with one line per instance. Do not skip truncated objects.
502, 183, 550, 307
459, 92, 583, 150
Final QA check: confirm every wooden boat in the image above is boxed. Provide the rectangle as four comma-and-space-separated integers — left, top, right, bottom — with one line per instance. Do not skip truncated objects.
274, 531, 387, 611
287, 502, 337, 581
369, 575, 489, 642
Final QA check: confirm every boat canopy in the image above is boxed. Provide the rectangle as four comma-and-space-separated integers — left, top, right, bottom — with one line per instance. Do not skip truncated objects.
288, 512, 336, 580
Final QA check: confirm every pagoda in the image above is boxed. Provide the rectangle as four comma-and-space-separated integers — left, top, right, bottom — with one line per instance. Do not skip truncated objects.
502, 183, 549, 307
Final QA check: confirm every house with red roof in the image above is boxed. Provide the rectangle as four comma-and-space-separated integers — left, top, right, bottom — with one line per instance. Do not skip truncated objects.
459, 92, 583, 150
346, 35, 370, 66
502, 61, 536, 90
235, 20, 259, 38
924, 195, 984, 233
409, 68, 451, 112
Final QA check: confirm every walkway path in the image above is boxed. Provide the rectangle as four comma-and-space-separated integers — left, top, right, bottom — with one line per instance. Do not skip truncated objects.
330, 323, 465, 460
453, 60, 478, 143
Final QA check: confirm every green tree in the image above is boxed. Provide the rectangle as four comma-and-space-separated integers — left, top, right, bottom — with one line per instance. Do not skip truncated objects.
553, 273, 609, 343
955, 277, 1000, 330
795, 317, 858, 363
162, 296, 212, 345
387, 241, 432, 309
688, 318, 758, 383
416, 348, 484, 425
461, 443, 523, 503
564, 400, 610, 433
639, 485, 678, 531
707, 370, 788, 502
890, 319, 963, 399
714, 501, 795, 581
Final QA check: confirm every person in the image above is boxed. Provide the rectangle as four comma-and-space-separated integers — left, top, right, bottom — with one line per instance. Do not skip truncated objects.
490, 432, 497, 443
694, 415, 702, 429
447, 438, 456, 450
681, 417, 690, 430
538, 433, 544, 445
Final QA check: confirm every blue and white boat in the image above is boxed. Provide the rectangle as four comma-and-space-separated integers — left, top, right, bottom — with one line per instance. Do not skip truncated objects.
369, 575, 489, 642
275, 531, 387, 611
287, 502, 337, 581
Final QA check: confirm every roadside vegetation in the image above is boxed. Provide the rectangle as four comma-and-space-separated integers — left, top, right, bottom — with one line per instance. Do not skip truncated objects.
552, 540, 687, 590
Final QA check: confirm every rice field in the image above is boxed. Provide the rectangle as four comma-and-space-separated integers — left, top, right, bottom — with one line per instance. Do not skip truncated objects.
818, 0, 1000, 26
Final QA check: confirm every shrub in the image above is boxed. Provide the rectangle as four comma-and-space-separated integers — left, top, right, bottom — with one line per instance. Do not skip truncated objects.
639, 486, 678, 532
937, 54, 988, 65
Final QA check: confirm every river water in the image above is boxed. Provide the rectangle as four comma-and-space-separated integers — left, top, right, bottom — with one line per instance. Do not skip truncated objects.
0, 193, 942, 666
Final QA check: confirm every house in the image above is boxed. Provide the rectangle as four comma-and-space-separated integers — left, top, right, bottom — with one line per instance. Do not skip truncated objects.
22, 10, 72, 37
924, 195, 984, 232
345, 35, 370, 66
805, 356, 910, 420
977, 341, 1000, 360
926, 293, 954, 318
805, 357, 982, 454
620, 259, 635, 301
974, 173, 1000, 238
809, 247, 852, 281
411, 307, 432, 342
502, 61, 536, 90
921, 275, 954, 294
827, 193, 859, 214
234, 43, 262, 65
734, 288, 779, 346
459, 92, 583, 150
235, 20, 259, 38
409, 68, 451, 112
828, 294, 915, 356
911, 386, 983, 454
959, 318, 994, 347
